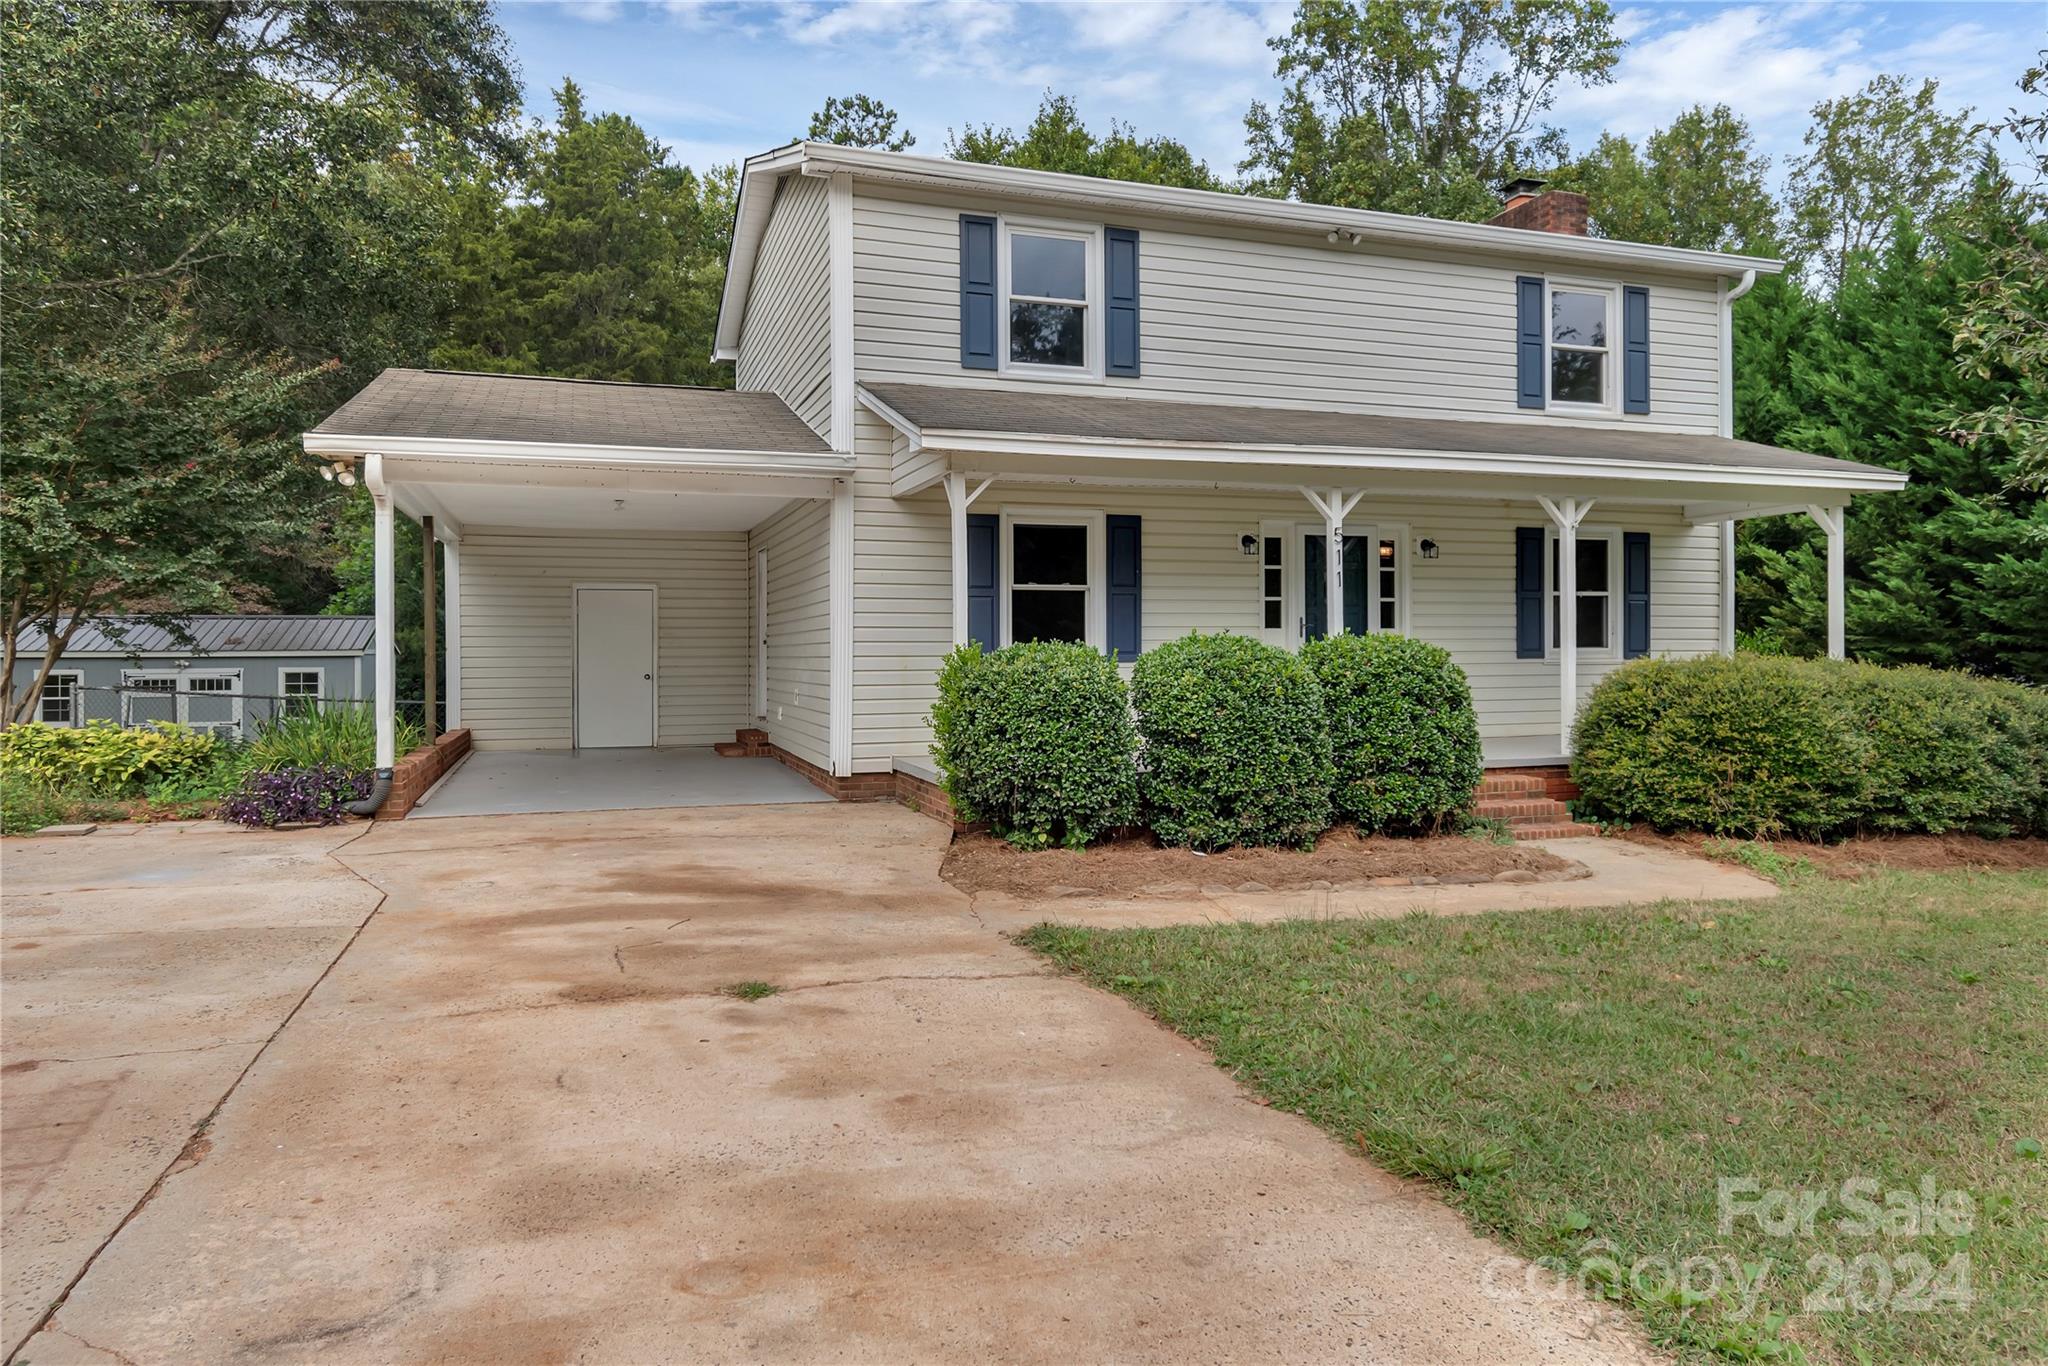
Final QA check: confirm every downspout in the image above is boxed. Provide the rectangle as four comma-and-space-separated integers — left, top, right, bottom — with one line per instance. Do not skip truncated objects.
1717, 270, 1757, 656
346, 452, 394, 817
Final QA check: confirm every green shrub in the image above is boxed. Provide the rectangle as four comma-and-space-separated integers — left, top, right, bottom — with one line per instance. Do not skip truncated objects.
1, 771, 73, 834
247, 703, 421, 774
929, 641, 1138, 848
1572, 654, 2048, 839
0, 720, 217, 794
1302, 633, 1482, 833
1130, 632, 1333, 850
1571, 656, 1863, 838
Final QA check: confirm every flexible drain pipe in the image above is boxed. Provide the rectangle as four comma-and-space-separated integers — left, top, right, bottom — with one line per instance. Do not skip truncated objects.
346, 768, 393, 818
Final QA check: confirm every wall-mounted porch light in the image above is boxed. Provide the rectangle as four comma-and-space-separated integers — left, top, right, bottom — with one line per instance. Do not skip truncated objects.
1418, 538, 1440, 560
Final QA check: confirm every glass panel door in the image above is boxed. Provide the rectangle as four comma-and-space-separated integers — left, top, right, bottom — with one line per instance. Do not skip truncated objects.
1301, 535, 1370, 638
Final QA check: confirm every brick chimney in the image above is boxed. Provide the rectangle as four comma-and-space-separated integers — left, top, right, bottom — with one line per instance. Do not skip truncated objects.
1485, 177, 1588, 236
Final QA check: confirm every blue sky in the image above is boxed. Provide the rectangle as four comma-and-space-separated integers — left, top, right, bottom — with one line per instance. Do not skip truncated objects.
495, 1, 2043, 185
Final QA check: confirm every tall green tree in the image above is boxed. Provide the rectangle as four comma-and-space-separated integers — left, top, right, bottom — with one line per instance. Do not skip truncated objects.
808, 93, 914, 150
1241, 0, 1621, 217
1558, 105, 1777, 250
1784, 75, 1977, 287
434, 80, 735, 386
1738, 179, 2048, 680
948, 92, 1224, 190
1, 0, 518, 720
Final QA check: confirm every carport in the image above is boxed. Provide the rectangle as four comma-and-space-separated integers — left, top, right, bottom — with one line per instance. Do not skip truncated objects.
408, 747, 831, 819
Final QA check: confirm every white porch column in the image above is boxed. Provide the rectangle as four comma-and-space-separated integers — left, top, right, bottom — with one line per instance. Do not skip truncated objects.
1539, 496, 1595, 750
1299, 486, 1365, 636
1720, 519, 1737, 656
1807, 504, 1846, 659
828, 478, 855, 777
443, 536, 461, 730
365, 453, 395, 771
944, 471, 993, 645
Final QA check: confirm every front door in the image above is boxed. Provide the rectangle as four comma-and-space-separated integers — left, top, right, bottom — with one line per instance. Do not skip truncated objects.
575, 586, 656, 748
1301, 534, 1369, 639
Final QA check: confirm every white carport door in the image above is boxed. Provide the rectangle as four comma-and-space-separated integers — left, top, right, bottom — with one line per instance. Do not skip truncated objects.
575, 586, 656, 748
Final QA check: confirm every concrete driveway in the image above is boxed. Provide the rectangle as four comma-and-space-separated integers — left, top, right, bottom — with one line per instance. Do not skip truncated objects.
5, 805, 1653, 1364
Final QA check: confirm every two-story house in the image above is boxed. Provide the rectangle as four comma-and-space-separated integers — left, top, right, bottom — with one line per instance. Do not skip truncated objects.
304, 144, 1906, 816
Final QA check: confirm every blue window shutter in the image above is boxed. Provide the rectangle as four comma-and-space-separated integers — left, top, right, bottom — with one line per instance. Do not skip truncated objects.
1105, 227, 1141, 377
1622, 285, 1651, 414
967, 513, 999, 648
1623, 531, 1651, 657
1106, 514, 1142, 659
1515, 275, 1545, 409
1515, 526, 1545, 658
960, 215, 998, 370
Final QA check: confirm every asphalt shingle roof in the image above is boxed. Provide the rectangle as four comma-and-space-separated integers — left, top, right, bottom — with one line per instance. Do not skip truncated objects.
860, 383, 1897, 479
14, 616, 375, 656
311, 369, 832, 455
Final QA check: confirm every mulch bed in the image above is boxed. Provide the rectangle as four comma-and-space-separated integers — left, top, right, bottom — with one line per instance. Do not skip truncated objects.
1615, 827, 2048, 876
941, 825, 1580, 900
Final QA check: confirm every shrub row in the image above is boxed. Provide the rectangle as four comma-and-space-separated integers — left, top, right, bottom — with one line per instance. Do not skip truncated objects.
930, 632, 1483, 851
1572, 654, 2048, 838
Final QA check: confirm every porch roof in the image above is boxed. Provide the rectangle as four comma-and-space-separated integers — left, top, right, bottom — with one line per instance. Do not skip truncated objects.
859, 383, 1903, 493
308, 368, 835, 460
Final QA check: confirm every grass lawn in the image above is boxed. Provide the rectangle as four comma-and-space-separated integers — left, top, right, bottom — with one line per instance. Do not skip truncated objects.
1021, 870, 2047, 1364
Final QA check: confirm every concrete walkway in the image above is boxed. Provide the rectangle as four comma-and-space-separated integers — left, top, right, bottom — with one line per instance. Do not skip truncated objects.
6, 805, 1668, 1364
409, 746, 831, 818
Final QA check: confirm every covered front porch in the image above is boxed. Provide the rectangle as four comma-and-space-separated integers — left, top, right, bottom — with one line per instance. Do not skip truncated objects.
859, 381, 1910, 759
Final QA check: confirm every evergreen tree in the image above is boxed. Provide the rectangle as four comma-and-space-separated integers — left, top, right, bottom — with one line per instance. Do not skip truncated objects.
808, 94, 914, 151
434, 80, 736, 386
1738, 170, 2048, 680
949, 93, 1224, 190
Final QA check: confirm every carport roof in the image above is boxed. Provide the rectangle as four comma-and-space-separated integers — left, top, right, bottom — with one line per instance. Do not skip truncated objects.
310, 368, 833, 456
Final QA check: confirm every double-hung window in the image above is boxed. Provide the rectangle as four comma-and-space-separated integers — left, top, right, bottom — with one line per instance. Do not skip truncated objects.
279, 668, 324, 718
1002, 511, 1104, 647
1549, 531, 1619, 655
38, 671, 82, 726
1547, 281, 1616, 411
1002, 223, 1099, 375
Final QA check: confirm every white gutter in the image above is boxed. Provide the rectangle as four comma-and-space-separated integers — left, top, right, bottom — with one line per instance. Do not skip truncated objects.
899, 427, 1909, 493
715, 143, 1787, 362
1718, 268, 1757, 439
303, 431, 854, 478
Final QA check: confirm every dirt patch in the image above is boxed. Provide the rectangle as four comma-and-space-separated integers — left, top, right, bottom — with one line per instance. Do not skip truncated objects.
1614, 828, 2048, 876
941, 826, 1576, 900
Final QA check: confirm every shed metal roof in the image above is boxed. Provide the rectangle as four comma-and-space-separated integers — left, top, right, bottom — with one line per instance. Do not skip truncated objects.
309, 369, 833, 455
859, 383, 1900, 481
14, 616, 375, 657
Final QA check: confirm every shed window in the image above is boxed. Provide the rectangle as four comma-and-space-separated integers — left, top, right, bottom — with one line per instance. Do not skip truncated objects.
39, 672, 82, 726
280, 668, 324, 716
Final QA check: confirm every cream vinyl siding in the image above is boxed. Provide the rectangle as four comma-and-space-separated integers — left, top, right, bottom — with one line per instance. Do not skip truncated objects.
457, 529, 749, 750
736, 174, 834, 439
848, 414, 1718, 768
748, 499, 833, 771
852, 185, 1723, 434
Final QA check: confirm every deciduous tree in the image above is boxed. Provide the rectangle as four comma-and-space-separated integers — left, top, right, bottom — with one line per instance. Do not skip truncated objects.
949, 92, 1223, 190
1559, 105, 1777, 250
1240, 0, 1621, 217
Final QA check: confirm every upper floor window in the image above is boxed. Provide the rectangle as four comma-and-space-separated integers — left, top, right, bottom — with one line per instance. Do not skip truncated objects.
1548, 281, 1615, 411
1002, 222, 1099, 375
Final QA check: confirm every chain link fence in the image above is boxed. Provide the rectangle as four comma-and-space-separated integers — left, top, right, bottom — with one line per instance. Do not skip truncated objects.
20, 681, 444, 741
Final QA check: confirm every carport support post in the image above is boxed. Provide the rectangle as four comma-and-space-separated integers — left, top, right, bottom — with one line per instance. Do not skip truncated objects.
421, 515, 437, 741
444, 537, 461, 730
367, 454, 395, 771
1539, 496, 1594, 751
1807, 504, 1846, 659
944, 471, 993, 645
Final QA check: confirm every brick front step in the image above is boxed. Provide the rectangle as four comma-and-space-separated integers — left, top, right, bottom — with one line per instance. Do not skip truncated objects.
1474, 798, 1566, 821
1476, 774, 1549, 797
1515, 822, 1601, 839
